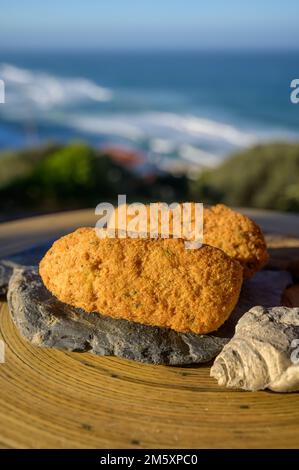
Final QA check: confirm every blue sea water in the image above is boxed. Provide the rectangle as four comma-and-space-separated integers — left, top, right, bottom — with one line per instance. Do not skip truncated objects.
0, 50, 298, 171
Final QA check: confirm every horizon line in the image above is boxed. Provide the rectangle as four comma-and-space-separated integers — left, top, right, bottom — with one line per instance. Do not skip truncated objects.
1, 47, 299, 54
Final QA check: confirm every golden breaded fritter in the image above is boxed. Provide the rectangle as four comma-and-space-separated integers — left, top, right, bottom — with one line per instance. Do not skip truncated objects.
112, 203, 268, 278
39, 228, 243, 334
203, 204, 268, 278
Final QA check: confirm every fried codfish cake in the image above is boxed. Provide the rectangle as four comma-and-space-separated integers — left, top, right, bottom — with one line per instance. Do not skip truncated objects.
39, 228, 243, 334
203, 204, 268, 278
112, 203, 268, 278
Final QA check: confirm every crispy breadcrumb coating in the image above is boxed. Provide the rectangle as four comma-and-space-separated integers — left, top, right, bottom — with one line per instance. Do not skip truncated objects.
203, 204, 268, 278
113, 203, 268, 278
39, 228, 243, 334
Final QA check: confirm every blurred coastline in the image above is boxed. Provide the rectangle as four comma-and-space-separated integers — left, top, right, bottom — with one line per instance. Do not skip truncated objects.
0, 50, 299, 220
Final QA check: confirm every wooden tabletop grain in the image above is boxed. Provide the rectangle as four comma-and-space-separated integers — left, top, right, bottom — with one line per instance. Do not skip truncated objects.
0, 208, 299, 449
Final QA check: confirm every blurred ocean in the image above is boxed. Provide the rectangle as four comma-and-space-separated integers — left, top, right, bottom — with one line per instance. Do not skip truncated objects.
0, 50, 298, 172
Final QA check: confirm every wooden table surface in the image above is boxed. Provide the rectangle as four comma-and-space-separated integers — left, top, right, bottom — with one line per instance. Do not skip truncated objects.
0, 208, 299, 449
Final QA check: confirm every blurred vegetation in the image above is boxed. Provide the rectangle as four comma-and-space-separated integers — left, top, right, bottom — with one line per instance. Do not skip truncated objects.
1, 140, 299, 221
0, 142, 188, 220
192, 142, 299, 212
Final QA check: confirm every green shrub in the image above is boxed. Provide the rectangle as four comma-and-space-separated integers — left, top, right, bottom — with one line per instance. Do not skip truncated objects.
0, 143, 60, 189
0, 142, 143, 212
30, 143, 98, 204
191, 142, 299, 212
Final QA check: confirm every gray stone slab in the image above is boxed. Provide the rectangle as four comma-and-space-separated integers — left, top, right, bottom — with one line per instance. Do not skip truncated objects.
6, 266, 292, 365
0, 241, 54, 295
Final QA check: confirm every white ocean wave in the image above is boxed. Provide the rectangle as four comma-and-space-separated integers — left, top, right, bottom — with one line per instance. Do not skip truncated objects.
178, 144, 222, 167
67, 111, 262, 170
0, 63, 113, 109
149, 138, 177, 154
69, 115, 144, 141
139, 112, 256, 147
68, 111, 258, 148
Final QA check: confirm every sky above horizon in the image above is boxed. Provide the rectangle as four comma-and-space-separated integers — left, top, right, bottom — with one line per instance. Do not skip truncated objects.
0, 0, 299, 51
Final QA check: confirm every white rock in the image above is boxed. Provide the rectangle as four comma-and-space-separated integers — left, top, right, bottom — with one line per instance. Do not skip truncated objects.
211, 306, 299, 392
